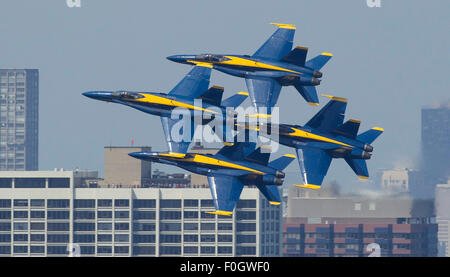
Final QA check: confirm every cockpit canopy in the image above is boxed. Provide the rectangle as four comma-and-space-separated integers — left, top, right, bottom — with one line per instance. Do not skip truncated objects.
112, 91, 144, 100
195, 54, 229, 62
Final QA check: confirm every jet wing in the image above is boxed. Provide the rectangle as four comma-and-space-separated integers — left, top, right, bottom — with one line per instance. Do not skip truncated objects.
160, 117, 193, 154
168, 66, 211, 99
252, 23, 295, 60
305, 96, 347, 133
295, 147, 332, 189
207, 175, 245, 215
245, 78, 282, 114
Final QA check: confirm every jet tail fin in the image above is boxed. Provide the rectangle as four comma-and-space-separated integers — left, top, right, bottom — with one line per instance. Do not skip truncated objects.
344, 157, 369, 179
333, 119, 361, 139
281, 46, 308, 67
293, 84, 319, 106
357, 127, 384, 144
268, 154, 296, 171
221, 92, 248, 109
245, 147, 271, 166
197, 86, 224, 106
305, 53, 333, 70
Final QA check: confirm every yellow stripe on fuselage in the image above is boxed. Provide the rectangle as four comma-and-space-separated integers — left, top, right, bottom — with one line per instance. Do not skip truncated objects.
131, 94, 218, 114
156, 153, 265, 175
219, 56, 302, 75
282, 127, 353, 148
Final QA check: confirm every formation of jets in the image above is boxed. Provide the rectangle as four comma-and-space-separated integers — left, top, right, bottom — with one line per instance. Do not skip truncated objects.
83, 23, 383, 215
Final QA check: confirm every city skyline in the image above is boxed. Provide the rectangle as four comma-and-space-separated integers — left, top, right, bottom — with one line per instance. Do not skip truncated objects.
0, 1, 448, 191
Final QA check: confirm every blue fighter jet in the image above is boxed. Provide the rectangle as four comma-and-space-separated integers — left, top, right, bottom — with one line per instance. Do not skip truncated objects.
129, 142, 296, 215
167, 23, 332, 116
240, 95, 383, 189
83, 65, 248, 154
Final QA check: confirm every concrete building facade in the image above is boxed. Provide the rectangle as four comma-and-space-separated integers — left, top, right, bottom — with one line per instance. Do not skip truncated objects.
435, 180, 450, 257
0, 69, 38, 171
283, 186, 437, 257
0, 171, 282, 257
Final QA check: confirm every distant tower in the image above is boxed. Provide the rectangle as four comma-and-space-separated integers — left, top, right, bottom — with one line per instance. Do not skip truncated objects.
420, 102, 450, 198
0, 69, 39, 171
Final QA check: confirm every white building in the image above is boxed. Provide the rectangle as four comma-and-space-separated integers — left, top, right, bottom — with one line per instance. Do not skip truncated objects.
0, 171, 282, 257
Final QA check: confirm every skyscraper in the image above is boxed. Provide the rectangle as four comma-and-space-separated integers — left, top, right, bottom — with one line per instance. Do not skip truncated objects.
0, 69, 38, 171
420, 102, 450, 198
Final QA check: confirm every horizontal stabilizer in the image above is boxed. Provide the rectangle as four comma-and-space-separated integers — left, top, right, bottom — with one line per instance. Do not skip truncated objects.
255, 183, 281, 204
344, 157, 369, 179
305, 53, 332, 70
357, 127, 384, 144
294, 84, 319, 106
281, 46, 308, 67
333, 119, 360, 139
198, 86, 224, 106
245, 147, 270, 166
268, 154, 296, 170
221, 92, 248, 108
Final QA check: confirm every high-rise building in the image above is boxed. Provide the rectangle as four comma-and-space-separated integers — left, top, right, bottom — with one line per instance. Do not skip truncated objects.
0, 69, 39, 171
0, 170, 282, 257
283, 186, 437, 257
435, 179, 450, 257
421, 102, 450, 198
102, 146, 151, 187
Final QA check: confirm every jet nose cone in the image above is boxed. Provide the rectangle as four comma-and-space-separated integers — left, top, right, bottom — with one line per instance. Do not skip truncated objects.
166, 55, 193, 64
82, 91, 114, 101
128, 152, 149, 160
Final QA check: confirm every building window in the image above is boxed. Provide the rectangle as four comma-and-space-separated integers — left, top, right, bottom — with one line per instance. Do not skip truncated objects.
48, 178, 70, 188
160, 222, 181, 232
369, 202, 376, 211
98, 199, 112, 207
160, 234, 181, 243
30, 246, 45, 254
0, 234, 11, 242
74, 211, 95, 220
218, 223, 232, 231
74, 200, 95, 208
237, 200, 256, 209
74, 234, 95, 243
160, 211, 181, 220
133, 222, 155, 232
200, 246, 215, 254
0, 199, 11, 208
97, 246, 112, 254
183, 211, 198, 219
13, 222, 28, 231
97, 222, 112, 231
218, 235, 232, 242
13, 246, 28, 254
97, 211, 112, 219
218, 246, 232, 254
133, 200, 155, 208
114, 211, 129, 219
0, 222, 11, 231
133, 234, 155, 243
160, 246, 181, 255
13, 211, 28, 219
184, 199, 198, 207
114, 223, 129, 231
0, 178, 12, 188
114, 199, 129, 207
184, 246, 198, 254
236, 246, 256, 255
30, 199, 45, 207
30, 234, 45, 242
114, 246, 129, 254
80, 246, 95, 255
114, 234, 129, 243
237, 235, 256, 243
47, 222, 70, 231
183, 235, 198, 242
13, 199, 28, 207
30, 222, 44, 231
74, 222, 95, 231
97, 234, 112, 242
0, 246, 10, 254
47, 234, 69, 243
201, 200, 214, 207
201, 234, 215, 242
236, 223, 256, 232
236, 211, 256, 220
201, 212, 216, 219
47, 200, 70, 208
133, 246, 155, 255
47, 210, 70, 220
201, 223, 215, 231
160, 200, 181, 208
183, 223, 198, 231
133, 211, 155, 220
15, 178, 45, 188
354, 203, 361, 211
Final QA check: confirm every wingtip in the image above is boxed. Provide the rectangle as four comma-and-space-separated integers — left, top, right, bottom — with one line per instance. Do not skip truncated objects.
321, 94, 347, 103
358, 175, 369, 180
295, 184, 321, 190
283, 154, 296, 158
269, 201, 281, 205
270, 22, 296, 30
372, 127, 384, 132
237, 91, 249, 96
205, 210, 233, 216
321, 52, 333, 57
307, 102, 320, 106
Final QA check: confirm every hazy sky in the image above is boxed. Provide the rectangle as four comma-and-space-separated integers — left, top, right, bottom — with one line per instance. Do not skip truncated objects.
1, 0, 449, 191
